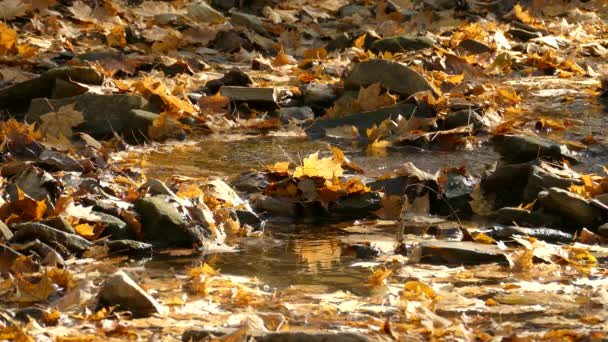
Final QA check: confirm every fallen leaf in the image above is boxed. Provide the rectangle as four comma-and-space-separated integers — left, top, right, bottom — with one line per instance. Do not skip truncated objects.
38, 103, 85, 139
293, 151, 343, 180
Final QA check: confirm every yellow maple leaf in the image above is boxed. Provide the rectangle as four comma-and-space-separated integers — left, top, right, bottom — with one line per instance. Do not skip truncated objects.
293, 151, 343, 180
0, 22, 17, 54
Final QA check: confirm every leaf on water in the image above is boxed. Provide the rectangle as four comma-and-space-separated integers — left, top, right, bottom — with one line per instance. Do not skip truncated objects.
293, 151, 343, 180
265, 161, 293, 175
368, 266, 392, 286
38, 103, 85, 139
148, 113, 185, 141
402, 280, 437, 300
133, 77, 197, 115
187, 263, 219, 277
0, 22, 17, 54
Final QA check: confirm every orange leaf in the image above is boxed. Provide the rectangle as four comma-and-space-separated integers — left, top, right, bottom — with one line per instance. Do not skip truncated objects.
0, 22, 17, 54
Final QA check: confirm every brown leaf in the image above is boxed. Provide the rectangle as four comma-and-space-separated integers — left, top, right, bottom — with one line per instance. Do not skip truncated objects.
38, 103, 85, 139
0, 22, 17, 54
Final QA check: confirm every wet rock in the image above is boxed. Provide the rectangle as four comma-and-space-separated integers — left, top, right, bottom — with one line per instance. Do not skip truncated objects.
38, 216, 75, 234
135, 195, 207, 247
594, 193, 608, 208
11, 239, 65, 268
0, 66, 103, 113
370, 35, 434, 53
492, 134, 577, 164
0, 221, 13, 241
346, 243, 381, 259
220, 86, 277, 103
26, 94, 160, 139
484, 225, 573, 244
306, 103, 419, 139
251, 195, 298, 217
410, 241, 508, 265
256, 332, 370, 342
231, 10, 264, 32
211, 0, 235, 11
538, 188, 602, 227
232, 171, 269, 193
8, 165, 58, 204
456, 39, 494, 54
234, 209, 263, 229
87, 212, 132, 240
182, 329, 226, 341
102, 240, 153, 256
14, 307, 47, 323
598, 223, 608, 238
493, 207, 563, 228
481, 162, 581, 209
204, 68, 252, 95
428, 223, 464, 241
10, 222, 92, 255
276, 106, 315, 124
38, 150, 83, 172
435, 168, 476, 217
301, 83, 338, 113
98, 270, 164, 317
441, 109, 484, 131
210, 30, 253, 52
187, 1, 225, 24
329, 192, 382, 218
345, 60, 439, 97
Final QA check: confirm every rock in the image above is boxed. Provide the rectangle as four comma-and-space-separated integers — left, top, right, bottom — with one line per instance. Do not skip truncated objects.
38, 216, 75, 234
187, 1, 225, 24
8, 165, 58, 203
301, 83, 338, 113
234, 209, 263, 229
86, 212, 132, 240
441, 109, 485, 131
231, 10, 264, 32
435, 168, 476, 217
210, 30, 253, 52
484, 225, 573, 244
594, 193, 608, 207
508, 28, 542, 41
204, 68, 253, 94
345, 244, 381, 259
456, 39, 494, 54
220, 86, 277, 103
276, 106, 315, 123
493, 207, 563, 228
427, 224, 464, 241
11, 239, 65, 268
410, 241, 508, 265
212, 0, 235, 11
0, 221, 13, 241
26, 94, 160, 139
337, 4, 372, 18
598, 223, 608, 238
38, 150, 83, 172
345, 60, 439, 97
306, 103, 419, 139
538, 188, 602, 227
0, 245, 24, 275
492, 135, 577, 164
256, 332, 370, 342
251, 195, 298, 217
232, 171, 269, 193
370, 35, 434, 53
0, 66, 103, 113
14, 307, 47, 323
10, 223, 92, 255
481, 162, 582, 209
102, 240, 153, 256
135, 195, 208, 247
329, 192, 382, 218
98, 270, 164, 317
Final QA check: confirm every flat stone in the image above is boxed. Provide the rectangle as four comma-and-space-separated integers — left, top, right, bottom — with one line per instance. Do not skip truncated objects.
457, 39, 494, 54
0, 66, 103, 114
220, 86, 277, 103
251, 195, 298, 217
370, 35, 434, 53
98, 270, 164, 317
345, 59, 439, 97
329, 192, 382, 218
538, 188, 602, 227
135, 195, 208, 247
598, 223, 608, 238
10, 222, 92, 255
410, 240, 508, 265
492, 134, 577, 164
204, 68, 252, 94
277, 106, 315, 123
26, 94, 160, 139
302, 83, 338, 112
102, 240, 153, 256
493, 207, 563, 228
38, 150, 83, 172
187, 1, 225, 24
484, 225, 573, 244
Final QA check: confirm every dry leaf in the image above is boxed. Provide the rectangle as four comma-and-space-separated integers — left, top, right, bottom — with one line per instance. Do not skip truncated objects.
293, 151, 343, 180
107, 25, 126, 47
38, 103, 85, 139
0, 22, 17, 54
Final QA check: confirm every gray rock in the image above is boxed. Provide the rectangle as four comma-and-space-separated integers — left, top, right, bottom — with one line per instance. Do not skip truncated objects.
0, 245, 24, 275
345, 60, 439, 97
306, 102, 420, 139
277, 106, 315, 123
230, 10, 264, 32
212, 0, 235, 11
210, 30, 252, 52
493, 207, 563, 228
220, 86, 277, 103
337, 4, 372, 18
98, 270, 164, 317
38, 150, 83, 172
492, 134, 577, 164
484, 225, 573, 244
10, 239, 65, 268
38, 216, 75, 234
187, 1, 225, 23
538, 188, 602, 227
370, 35, 434, 53
252, 195, 298, 217
87, 212, 132, 240
102, 240, 153, 256
441, 109, 484, 131
330, 192, 382, 218
232, 171, 270, 193
302, 83, 338, 112
14, 307, 48, 323
594, 193, 608, 207
135, 195, 207, 247
204, 68, 252, 94
598, 223, 608, 238
10, 222, 92, 255
0, 221, 12, 241
457, 39, 494, 54
410, 241, 508, 265
0, 66, 103, 113
428, 224, 464, 241
26, 94, 159, 139
256, 332, 370, 342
